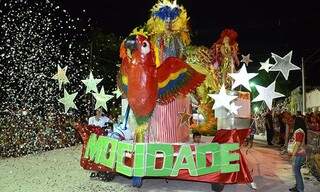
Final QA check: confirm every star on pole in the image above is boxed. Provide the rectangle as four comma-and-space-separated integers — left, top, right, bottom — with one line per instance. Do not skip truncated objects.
240, 54, 253, 66
112, 88, 122, 99
92, 87, 114, 111
81, 71, 103, 93
228, 64, 258, 91
208, 85, 237, 111
52, 65, 69, 89
58, 89, 78, 113
252, 81, 285, 110
269, 51, 300, 80
259, 58, 274, 73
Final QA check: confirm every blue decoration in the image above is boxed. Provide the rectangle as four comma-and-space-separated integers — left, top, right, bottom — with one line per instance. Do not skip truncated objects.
153, 6, 180, 21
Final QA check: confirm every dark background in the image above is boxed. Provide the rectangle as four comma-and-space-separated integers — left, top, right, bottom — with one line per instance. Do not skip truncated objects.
62, 0, 320, 89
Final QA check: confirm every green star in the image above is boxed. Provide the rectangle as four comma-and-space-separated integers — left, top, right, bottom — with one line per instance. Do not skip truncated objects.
112, 88, 122, 99
81, 71, 103, 93
58, 89, 78, 113
52, 65, 69, 90
92, 87, 114, 111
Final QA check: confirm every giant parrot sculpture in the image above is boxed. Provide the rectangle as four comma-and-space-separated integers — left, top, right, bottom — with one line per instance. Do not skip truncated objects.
118, 33, 205, 143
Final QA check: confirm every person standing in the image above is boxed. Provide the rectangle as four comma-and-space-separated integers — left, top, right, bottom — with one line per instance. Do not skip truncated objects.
248, 115, 257, 148
278, 113, 286, 147
289, 125, 307, 192
265, 110, 274, 145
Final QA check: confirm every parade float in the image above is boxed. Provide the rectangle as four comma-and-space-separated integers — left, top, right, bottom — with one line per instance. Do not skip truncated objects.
74, 0, 262, 191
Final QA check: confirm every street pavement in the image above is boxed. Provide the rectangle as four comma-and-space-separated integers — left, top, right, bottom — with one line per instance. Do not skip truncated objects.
0, 141, 319, 192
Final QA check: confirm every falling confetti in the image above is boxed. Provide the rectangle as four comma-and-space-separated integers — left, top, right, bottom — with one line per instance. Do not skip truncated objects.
0, 0, 91, 157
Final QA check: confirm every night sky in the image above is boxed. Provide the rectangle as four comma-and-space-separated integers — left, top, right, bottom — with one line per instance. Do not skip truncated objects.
62, 0, 320, 88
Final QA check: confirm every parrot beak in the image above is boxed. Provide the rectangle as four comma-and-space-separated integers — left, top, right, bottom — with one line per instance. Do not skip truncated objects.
125, 35, 137, 59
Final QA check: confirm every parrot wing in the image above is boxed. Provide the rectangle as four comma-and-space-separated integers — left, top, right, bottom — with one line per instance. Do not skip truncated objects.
157, 57, 206, 104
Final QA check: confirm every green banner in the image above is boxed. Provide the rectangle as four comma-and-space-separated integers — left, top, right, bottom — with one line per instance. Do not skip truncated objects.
84, 134, 241, 177
116, 141, 134, 176
196, 143, 221, 175
146, 143, 173, 176
133, 143, 146, 177
220, 143, 240, 173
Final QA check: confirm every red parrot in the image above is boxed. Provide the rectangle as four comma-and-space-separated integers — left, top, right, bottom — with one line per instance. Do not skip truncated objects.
118, 34, 205, 142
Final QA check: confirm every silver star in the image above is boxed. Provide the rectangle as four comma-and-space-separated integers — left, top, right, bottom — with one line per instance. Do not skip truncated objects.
269, 51, 300, 80
112, 88, 122, 99
240, 54, 253, 66
259, 59, 274, 73
229, 102, 242, 115
208, 85, 237, 111
92, 87, 114, 111
52, 65, 69, 89
58, 89, 78, 113
81, 71, 103, 93
252, 81, 285, 110
228, 64, 258, 92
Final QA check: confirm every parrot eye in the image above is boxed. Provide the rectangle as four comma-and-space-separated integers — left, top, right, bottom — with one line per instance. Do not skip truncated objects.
143, 42, 147, 47
141, 40, 150, 55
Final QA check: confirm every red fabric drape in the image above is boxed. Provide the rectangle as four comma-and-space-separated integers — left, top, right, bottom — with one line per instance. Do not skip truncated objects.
171, 129, 253, 184
210, 129, 253, 184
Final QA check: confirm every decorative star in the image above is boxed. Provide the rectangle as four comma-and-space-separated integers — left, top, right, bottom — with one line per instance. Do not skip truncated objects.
208, 85, 237, 111
52, 65, 69, 89
112, 88, 122, 99
228, 64, 258, 92
259, 59, 274, 73
240, 54, 253, 66
252, 81, 285, 110
81, 71, 103, 93
178, 109, 192, 127
58, 89, 78, 113
92, 87, 114, 111
269, 51, 300, 80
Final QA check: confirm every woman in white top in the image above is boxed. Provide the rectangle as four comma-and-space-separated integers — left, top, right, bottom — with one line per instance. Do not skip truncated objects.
88, 108, 111, 132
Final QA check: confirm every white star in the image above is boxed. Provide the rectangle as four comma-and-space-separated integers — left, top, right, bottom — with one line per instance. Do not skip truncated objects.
52, 65, 69, 89
252, 81, 285, 110
228, 64, 258, 92
240, 54, 253, 66
229, 102, 242, 115
81, 71, 103, 93
269, 51, 300, 80
112, 88, 122, 99
259, 59, 274, 73
208, 85, 237, 111
58, 89, 78, 113
92, 87, 114, 111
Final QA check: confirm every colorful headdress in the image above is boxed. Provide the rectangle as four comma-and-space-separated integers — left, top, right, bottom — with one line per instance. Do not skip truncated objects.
146, 0, 190, 46
151, 0, 180, 22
